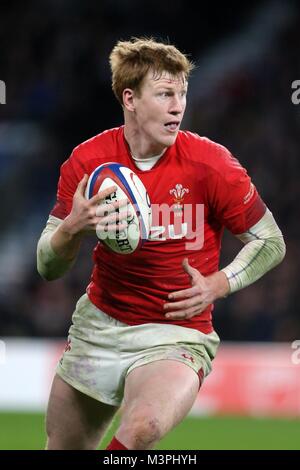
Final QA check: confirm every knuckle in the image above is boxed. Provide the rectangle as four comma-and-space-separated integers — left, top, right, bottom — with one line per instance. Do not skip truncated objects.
95, 205, 103, 216
84, 203, 92, 213
78, 199, 87, 209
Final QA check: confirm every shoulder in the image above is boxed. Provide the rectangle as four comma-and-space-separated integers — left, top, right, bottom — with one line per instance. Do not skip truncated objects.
177, 131, 232, 164
72, 126, 123, 161
60, 126, 123, 177
177, 131, 246, 178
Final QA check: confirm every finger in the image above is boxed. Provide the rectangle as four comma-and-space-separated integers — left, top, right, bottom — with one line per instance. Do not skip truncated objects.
95, 198, 129, 216
164, 295, 203, 312
165, 304, 206, 320
84, 221, 127, 232
98, 210, 131, 226
89, 210, 129, 227
75, 174, 89, 196
89, 185, 118, 205
168, 285, 199, 300
96, 221, 128, 236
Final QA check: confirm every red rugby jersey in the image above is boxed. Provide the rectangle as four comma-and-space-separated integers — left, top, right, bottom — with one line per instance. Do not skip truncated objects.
50, 126, 266, 333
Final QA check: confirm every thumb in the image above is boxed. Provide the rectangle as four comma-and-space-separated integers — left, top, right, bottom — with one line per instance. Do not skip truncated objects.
182, 258, 201, 282
75, 174, 89, 198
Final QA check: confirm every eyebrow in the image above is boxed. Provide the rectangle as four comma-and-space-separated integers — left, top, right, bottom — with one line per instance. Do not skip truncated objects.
151, 75, 187, 86
155, 86, 188, 92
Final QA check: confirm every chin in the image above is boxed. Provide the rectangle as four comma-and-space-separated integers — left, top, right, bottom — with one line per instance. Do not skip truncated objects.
160, 133, 178, 148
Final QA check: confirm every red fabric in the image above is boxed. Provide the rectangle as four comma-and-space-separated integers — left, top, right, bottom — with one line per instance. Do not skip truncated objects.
50, 127, 266, 333
106, 436, 128, 450
197, 368, 204, 390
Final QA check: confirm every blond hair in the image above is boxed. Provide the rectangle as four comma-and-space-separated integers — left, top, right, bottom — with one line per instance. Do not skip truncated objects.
109, 37, 194, 105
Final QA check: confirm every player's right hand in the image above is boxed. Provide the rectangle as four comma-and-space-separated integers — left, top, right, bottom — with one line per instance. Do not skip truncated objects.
61, 174, 130, 237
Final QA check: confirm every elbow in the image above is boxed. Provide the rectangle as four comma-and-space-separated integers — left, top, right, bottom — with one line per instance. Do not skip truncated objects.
279, 236, 286, 263
36, 249, 62, 281
36, 250, 73, 281
274, 236, 286, 267
36, 261, 59, 281
36, 235, 63, 281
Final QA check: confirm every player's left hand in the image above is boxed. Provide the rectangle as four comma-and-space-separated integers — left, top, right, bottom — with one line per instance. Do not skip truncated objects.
163, 258, 230, 320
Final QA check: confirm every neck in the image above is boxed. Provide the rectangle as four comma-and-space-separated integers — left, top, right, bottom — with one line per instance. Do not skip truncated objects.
124, 123, 166, 160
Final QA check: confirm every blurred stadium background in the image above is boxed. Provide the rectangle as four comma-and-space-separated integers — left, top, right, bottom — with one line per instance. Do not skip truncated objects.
0, 0, 300, 450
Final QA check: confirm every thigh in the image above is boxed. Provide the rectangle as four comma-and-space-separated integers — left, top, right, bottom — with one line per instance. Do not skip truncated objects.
122, 360, 199, 436
46, 374, 118, 450
58, 295, 126, 406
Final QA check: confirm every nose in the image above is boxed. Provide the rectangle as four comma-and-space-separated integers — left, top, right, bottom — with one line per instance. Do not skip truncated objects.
169, 94, 184, 115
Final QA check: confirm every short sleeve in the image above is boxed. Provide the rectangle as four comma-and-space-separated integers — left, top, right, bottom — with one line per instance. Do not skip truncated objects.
207, 146, 266, 234
50, 149, 84, 220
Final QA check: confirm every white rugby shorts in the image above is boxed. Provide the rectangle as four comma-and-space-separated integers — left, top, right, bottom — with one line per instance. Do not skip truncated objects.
56, 294, 220, 406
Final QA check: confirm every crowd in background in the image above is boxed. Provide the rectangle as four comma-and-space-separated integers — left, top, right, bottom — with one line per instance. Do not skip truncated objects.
0, 0, 299, 341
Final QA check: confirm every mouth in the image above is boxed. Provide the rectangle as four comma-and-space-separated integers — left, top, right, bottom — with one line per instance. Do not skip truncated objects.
164, 121, 180, 133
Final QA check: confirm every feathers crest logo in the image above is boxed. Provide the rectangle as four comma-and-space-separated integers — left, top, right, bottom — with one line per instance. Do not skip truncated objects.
169, 183, 189, 216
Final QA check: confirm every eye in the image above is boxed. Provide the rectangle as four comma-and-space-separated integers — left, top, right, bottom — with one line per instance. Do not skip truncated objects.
158, 91, 172, 98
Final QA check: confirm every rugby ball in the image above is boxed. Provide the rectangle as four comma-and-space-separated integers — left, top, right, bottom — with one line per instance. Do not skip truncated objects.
85, 162, 152, 254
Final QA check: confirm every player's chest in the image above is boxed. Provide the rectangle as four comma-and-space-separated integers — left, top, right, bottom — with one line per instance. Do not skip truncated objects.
137, 165, 205, 208
138, 165, 208, 237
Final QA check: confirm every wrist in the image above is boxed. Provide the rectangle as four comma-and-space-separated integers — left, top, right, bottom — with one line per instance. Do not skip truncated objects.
60, 216, 83, 238
51, 220, 84, 260
208, 271, 230, 299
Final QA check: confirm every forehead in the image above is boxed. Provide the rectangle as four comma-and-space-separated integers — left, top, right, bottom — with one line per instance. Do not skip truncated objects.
143, 70, 187, 89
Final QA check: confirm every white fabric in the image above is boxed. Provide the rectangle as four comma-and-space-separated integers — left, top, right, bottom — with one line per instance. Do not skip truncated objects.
221, 208, 286, 294
131, 151, 165, 170
36, 215, 74, 280
56, 294, 220, 406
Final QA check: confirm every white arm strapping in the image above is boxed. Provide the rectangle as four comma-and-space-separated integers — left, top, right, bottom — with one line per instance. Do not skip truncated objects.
221, 208, 286, 294
37, 215, 75, 280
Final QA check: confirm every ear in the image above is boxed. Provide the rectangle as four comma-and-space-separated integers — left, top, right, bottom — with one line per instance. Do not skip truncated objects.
123, 88, 136, 112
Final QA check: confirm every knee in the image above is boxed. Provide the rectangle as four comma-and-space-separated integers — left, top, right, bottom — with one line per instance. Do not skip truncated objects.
46, 416, 96, 450
46, 429, 95, 450
118, 407, 163, 450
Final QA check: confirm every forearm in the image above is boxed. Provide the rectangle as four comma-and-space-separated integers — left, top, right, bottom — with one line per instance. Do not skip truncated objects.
37, 215, 83, 280
206, 270, 230, 299
221, 209, 286, 294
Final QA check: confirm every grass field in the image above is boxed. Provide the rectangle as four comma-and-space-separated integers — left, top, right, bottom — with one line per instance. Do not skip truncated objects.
0, 413, 299, 450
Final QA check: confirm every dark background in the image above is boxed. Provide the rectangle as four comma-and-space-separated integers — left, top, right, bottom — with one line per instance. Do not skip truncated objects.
0, 0, 299, 341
